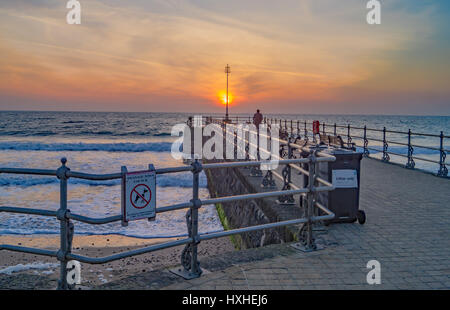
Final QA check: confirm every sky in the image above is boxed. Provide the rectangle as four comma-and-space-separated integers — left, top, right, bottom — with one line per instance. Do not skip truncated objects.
0, 0, 449, 115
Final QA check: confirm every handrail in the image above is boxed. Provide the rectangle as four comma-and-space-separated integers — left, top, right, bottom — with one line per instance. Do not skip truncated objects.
0, 134, 335, 289
0, 168, 57, 176
66, 238, 193, 264
0, 206, 57, 217
0, 244, 58, 257
236, 116, 448, 177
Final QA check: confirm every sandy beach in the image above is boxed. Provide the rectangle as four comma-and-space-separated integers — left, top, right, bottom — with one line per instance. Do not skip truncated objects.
0, 234, 235, 289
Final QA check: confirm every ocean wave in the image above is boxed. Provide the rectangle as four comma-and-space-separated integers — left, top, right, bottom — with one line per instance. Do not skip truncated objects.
0, 131, 172, 137
62, 120, 85, 124
0, 173, 206, 188
0, 141, 179, 153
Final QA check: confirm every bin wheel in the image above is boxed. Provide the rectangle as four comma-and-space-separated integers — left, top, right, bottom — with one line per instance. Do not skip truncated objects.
357, 210, 366, 225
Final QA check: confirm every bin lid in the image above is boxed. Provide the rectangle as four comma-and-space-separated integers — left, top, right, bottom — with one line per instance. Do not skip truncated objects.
322, 147, 362, 155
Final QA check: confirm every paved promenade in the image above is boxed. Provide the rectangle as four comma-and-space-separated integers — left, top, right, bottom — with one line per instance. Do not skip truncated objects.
96, 157, 449, 290
160, 158, 450, 290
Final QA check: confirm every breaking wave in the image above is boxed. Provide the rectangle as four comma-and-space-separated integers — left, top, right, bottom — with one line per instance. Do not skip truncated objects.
0, 141, 179, 153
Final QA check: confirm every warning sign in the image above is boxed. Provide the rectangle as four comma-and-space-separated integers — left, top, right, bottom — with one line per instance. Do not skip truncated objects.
123, 169, 156, 222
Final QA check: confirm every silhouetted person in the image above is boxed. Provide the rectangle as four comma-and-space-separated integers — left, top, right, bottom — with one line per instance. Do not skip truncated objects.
253, 109, 263, 129
253, 109, 263, 160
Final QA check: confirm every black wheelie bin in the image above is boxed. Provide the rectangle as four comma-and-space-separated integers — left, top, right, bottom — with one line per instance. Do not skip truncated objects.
316, 147, 365, 225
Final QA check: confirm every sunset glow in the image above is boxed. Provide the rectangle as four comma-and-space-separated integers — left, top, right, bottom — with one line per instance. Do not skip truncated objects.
0, 1, 449, 114
218, 91, 234, 106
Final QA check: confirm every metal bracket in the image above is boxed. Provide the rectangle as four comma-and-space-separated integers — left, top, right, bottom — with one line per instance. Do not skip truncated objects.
290, 223, 323, 252
277, 195, 295, 205
169, 243, 203, 280
438, 151, 448, 177
261, 170, 276, 188
243, 144, 250, 169
382, 141, 390, 162
169, 208, 202, 280
67, 221, 74, 251
363, 138, 369, 157
382, 128, 390, 162
406, 145, 415, 169
276, 165, 295, 205
250, 165, 263, 177
279, 145, 288, 159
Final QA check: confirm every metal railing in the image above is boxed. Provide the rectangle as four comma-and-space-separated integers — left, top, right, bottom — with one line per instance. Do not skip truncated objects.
0, 144, 335, 288
206, 116, 448, 177
209, 120, 335, 205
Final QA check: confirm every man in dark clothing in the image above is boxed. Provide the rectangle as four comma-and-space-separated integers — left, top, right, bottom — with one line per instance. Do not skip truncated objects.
253, 109, 263, 161
253, 109, 263, 129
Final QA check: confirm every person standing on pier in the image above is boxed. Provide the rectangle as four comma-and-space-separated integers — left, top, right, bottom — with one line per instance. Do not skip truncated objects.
253, 109, 263, 129
253, 109, 263, 160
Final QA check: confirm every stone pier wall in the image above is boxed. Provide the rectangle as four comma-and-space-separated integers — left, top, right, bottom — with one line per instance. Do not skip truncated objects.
185, 123, 303, 249
205, 165, 302, 249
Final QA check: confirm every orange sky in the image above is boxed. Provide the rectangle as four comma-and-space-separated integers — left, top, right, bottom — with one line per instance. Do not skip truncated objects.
0, 0, 449, 114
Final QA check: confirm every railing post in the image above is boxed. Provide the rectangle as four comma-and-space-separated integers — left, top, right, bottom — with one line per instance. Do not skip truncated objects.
306, 150, 316, 249
56, 157, 73, 290
234, 129, 238, 159
382, 127, 390, 162
250, 128, 263, 177
334, 123, 337, 136
297, 121, 300, 136
277, 138, 295, 205
322, 123, 325, 135
190, 159, 201, 276
173, 159, 203, 279
295, 149, 317, 252
438, 131, 448, 177
262, 125, 276, 187
363, 125, 369, 157
406, 129, 415, 169
304, 121, 308, 142
244, 130, 250, 168
347, 124, 352, 147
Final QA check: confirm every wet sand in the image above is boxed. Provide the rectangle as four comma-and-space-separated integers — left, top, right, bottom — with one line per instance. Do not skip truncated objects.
0, 234, 235, 289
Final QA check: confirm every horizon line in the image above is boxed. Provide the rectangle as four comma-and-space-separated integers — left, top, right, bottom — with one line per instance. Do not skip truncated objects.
0, 109, 449, 117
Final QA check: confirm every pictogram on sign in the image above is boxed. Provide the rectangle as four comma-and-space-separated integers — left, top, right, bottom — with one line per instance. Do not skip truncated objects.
121, 164, 156, 224
130, 184, 151, 209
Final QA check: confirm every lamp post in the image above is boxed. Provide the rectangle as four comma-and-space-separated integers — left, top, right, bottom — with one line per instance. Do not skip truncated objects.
225, 64, 231, 122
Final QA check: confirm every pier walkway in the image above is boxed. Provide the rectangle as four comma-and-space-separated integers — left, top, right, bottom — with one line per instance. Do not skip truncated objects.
98, 157, 449, 290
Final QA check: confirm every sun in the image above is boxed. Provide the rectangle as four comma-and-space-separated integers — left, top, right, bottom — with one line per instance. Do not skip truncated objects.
218, 90, 233, 105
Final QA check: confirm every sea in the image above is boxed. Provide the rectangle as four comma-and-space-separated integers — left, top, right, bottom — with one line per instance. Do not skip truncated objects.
0, 111, 448, 238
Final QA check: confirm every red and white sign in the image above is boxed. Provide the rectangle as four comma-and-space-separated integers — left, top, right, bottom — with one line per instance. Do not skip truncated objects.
123, 170, 156, 221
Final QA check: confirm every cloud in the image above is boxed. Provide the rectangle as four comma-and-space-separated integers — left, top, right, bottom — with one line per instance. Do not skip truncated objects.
0, 0, 448, 114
